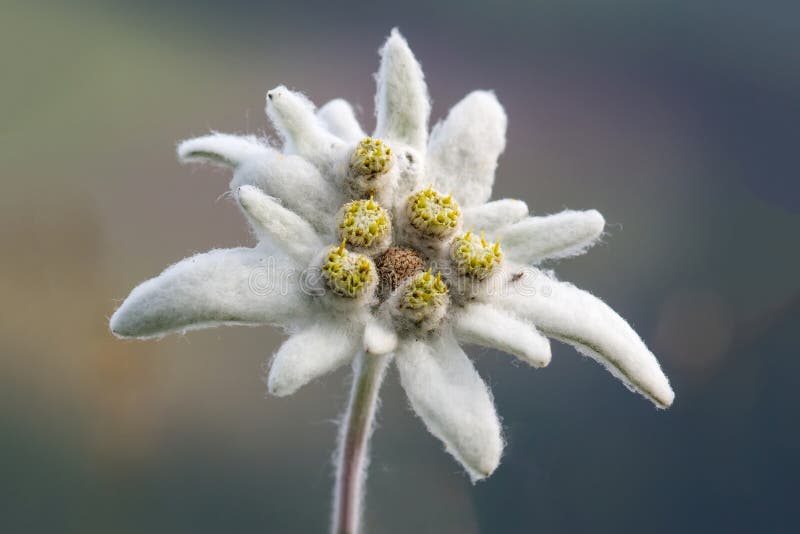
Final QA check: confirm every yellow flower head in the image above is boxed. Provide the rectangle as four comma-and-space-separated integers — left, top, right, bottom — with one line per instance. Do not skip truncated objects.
337, 197, 391, 250
450, 231, 503, 280
349, 137, 394, 180
401, 268, 449, 313
321, 241, 377, 298
407, 186, 461, 239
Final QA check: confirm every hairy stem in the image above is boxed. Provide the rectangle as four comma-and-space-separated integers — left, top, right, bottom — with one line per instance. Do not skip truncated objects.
332, 352, 390, 534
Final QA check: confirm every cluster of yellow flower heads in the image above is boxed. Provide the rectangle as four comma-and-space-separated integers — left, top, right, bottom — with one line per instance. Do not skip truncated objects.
322, 138, 503, 328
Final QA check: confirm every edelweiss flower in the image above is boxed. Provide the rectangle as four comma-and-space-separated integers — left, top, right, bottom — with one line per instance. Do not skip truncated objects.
111, 29, 674, 492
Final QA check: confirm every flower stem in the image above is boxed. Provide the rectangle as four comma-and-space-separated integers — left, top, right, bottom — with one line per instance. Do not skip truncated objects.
332, 352, 390, 534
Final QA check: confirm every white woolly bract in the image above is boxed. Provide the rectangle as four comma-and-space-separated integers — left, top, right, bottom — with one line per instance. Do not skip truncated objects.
268, 320, 361, 397
237, 185, 323, 264
462, 199, 528, 232
233, 147, 341, 235
318, 99, 366, 143
265, 85, 344, 170
374, 29, 430, 151
177, 133, 269, 168
454, 303, 551, 368
498, 265, 674, 408
428, 91, 507, 207
110, 246, 306, 339
395, 332, 503, 482
363, 316, 398, 355
498, 209, 605, 264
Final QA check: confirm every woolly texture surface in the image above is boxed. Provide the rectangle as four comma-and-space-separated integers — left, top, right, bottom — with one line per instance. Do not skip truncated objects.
500, 266, 674, 408
374, 29, 430, 151
390, 145, 424, 208
363, 316, 398, 355
237, 185, 322, 264
317, 99, 365, 143
177, 133, 270, 169
110, 246, 306, 339
462, 199, 529, 232
265, 85, 344, 171
268, 320, 361, 396
499, 210, 605, 264
395, 332, 503, 482
455, 303, 551, 368
429, 91, 507, 207
232, 147, 340, 234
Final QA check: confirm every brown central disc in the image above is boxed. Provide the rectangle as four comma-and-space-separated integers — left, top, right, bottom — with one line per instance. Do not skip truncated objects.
374, 246, 426, 299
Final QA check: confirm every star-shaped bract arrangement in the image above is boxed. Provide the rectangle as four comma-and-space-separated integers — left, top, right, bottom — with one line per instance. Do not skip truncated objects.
111, 29, 673, 484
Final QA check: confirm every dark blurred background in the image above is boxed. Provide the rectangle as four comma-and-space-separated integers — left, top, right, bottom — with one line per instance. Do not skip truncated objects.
2, 0, 799, 532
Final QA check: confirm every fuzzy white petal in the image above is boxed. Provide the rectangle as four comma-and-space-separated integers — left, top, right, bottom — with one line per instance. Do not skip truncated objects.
265, 85, 345, 168
232, 147, 342, 235
499, 210, 605, 264
318, 99, 366, 143
395, 332, 503, 481
374, 29, 430, 151
363, 316, 398, 355
177, 133, 269, 168
267, 320, 361, 397
462, 199, 529, 232
110, 246, 307, 339
455, 303, 551, 368
237, 185, 323, 264
500, 267, 674, 408
428, 91, 507, 207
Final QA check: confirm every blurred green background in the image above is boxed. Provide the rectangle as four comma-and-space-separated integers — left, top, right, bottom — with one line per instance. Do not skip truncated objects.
2, 0, 798, 532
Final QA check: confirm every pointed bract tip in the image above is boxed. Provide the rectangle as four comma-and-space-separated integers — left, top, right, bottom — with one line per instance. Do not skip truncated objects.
387, 27, 405, 43
381, 28, 414, 60
266, 375, 295, 398
108, 306, 139, 339
466, 455, 501, 484
108, 310, 127, 338
654, 386, 676, 409
265, 85, 287, 103
587, 209, 606, 233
